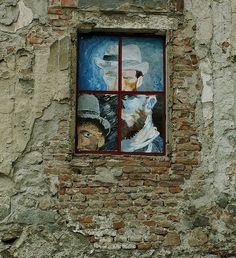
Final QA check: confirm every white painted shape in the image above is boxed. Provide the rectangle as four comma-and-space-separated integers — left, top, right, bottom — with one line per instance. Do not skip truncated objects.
202, 83, 213, 103
200, 60, 213, 103
14, 0, 33, 32
202, 103, 213, 121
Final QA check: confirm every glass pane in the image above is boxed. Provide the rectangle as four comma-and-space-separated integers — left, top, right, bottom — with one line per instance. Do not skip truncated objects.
121, 94, 164, 153
122, 37, 164, 92
77, 94, 118, 151
79, 35, 119, 91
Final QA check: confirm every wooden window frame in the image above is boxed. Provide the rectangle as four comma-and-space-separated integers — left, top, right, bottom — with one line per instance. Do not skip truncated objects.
75, 32, 166, 156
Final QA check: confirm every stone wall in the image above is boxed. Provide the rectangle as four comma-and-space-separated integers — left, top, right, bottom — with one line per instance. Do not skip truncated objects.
0, 0, 235, 257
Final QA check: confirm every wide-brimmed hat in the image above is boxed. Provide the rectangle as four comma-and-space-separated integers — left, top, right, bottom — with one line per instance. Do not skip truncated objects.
77, 94, 110, 136
95, 44, 149, 74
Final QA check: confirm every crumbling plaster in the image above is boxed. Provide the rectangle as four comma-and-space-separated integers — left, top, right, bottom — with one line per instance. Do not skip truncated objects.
0, 0, 235, 257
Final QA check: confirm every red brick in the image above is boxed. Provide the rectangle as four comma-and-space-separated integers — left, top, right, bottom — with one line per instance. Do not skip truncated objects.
137, 243, 152, 250
150, 200, 164, 207
59, 174, 70, 181
133, 199, 147, 207
172, 170, 191, 179
96, 187, 110, 194
170, 175, 184, 182
171, 164, 186, 171
78, 215, 93, 223
190, 54, 198, 66
118, 180, 129, 187
80, 187, 95, 195
144, 180, 157, 186
65, 188, 80, 195
129, 180, 143, 187
144, 174, 158, 181
123, 159, 142, 166
61, 0, 77, 7
144, 208, 156, 216
58, 186, 65, 195
28, 37, 43, 45
177, 143, 201, 151
155, 187, 169, 194
167, 215, 179, 222
153, 228, 168, 236
174, 158, 198, 165
115, 193, 128, 200
142, 160, 170, 167
104, 200, 118, 208
150, 167, 168, 174
48, 7, 63, 14
159, 181, 182, 187
113, 221, 125, 230
119, 200, 132, 207
128, 174, 143, 180
123, 166, 148, 173
164, 232, 181, 246
159, 174, 170, 181
169, 186, 183, 193
143, 220, 156, 227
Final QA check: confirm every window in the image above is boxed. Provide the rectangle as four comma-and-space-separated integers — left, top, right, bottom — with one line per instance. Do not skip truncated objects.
76, 34, 165, 155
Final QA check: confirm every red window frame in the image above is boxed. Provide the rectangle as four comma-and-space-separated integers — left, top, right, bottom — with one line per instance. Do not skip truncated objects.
75, 33, 166, 156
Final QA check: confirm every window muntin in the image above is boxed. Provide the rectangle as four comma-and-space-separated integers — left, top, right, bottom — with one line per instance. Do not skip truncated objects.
76, 34, 165, 155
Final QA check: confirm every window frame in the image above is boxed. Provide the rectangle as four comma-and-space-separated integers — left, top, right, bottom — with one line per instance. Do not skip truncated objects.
75, 32, 166, 156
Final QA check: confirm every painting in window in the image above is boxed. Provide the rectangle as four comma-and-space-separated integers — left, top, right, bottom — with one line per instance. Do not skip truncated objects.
77, 34, 165, 155
77, 94, 118, 152
79, 36, 119, 91
121, 95, 164, 153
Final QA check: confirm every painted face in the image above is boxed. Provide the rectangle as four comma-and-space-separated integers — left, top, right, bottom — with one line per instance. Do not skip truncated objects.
77, 121, 105, 151
122, 69, 138, 91
122, 95, 157, 139
122, 95, 147, 127
102, 67, 118, 91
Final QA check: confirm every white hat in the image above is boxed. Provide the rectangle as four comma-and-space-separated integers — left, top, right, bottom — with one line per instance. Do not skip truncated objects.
95, 44, 149, 74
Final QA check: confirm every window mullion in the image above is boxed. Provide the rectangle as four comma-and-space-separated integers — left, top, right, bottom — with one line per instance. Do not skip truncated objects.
117, 36, 122, 153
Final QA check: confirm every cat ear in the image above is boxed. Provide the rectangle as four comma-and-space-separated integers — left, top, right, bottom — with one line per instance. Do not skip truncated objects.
136, 76, 143, 88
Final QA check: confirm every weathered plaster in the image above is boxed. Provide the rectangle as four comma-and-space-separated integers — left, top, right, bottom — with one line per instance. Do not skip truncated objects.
0, 0, 235, 257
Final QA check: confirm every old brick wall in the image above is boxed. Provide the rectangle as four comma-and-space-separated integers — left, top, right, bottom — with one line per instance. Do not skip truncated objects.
0, 0, 236, 257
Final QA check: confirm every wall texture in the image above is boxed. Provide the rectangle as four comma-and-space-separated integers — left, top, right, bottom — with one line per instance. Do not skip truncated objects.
0, 0, 236, 257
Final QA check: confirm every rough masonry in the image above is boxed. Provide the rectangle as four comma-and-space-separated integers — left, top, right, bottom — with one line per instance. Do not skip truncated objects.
0, 0, 236, 257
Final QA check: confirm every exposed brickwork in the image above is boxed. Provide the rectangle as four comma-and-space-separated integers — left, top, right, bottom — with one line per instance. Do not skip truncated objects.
53, 21, 201, 248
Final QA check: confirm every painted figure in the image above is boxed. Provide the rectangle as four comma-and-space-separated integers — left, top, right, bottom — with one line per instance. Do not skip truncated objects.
95, 44, 119, 91
79, 35, 164, 92
122, 44, 149, 91
95, 44, 149, 91
121, 95, 163, 153
77, 94, 110, 151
